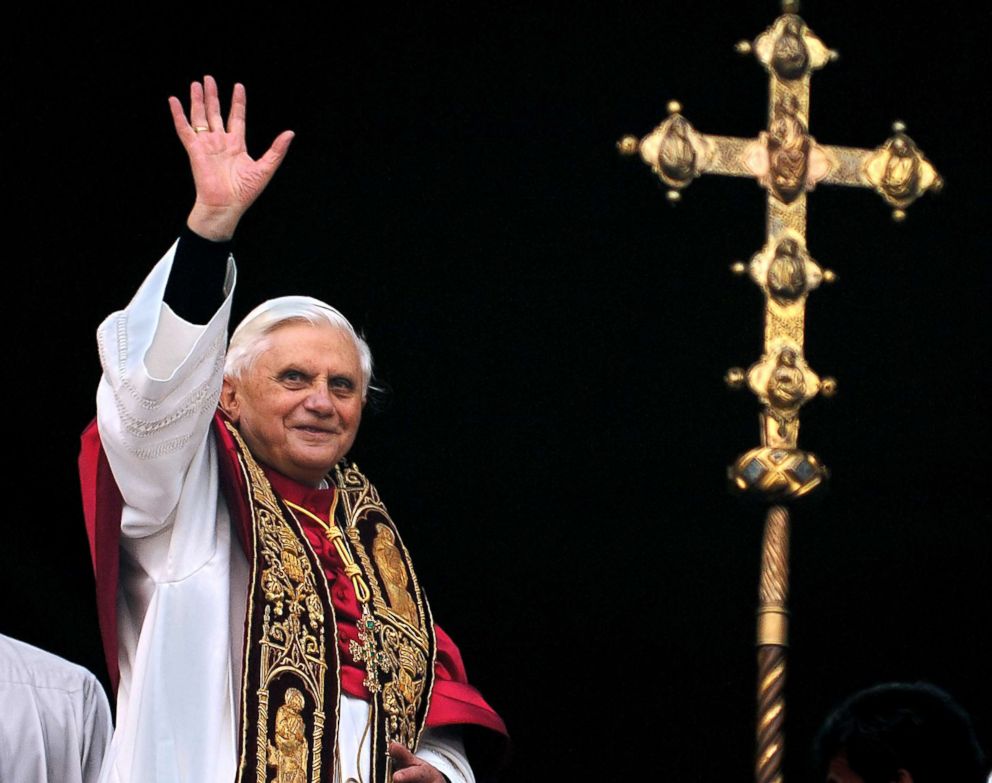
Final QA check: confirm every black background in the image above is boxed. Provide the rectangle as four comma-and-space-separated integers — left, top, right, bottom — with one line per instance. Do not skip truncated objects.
2, 3, 988, 780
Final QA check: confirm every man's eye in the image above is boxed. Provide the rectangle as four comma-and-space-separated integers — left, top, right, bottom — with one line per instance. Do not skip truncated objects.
330, 377, 355, 392
280, 371, 307, 385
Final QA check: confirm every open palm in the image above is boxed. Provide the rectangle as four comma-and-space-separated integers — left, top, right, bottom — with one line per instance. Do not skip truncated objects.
169, 76, 293, 239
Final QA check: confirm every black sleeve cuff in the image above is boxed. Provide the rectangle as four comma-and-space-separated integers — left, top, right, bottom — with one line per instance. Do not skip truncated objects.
162, 226, 232, 324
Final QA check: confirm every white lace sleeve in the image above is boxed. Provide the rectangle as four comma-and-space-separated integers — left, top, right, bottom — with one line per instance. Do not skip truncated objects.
95, 239, 236, 536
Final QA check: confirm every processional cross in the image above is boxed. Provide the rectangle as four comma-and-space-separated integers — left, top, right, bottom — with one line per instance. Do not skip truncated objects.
618, 4, 941, 782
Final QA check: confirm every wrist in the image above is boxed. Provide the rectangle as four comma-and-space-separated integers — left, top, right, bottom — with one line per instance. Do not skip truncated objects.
186, 202, 244, 242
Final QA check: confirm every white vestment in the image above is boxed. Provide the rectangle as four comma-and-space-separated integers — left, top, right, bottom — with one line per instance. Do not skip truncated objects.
95, 242, 472, 783
0, 633, 112, 783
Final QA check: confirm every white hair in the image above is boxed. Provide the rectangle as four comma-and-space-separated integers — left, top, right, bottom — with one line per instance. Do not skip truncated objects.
225, 296, 374, 397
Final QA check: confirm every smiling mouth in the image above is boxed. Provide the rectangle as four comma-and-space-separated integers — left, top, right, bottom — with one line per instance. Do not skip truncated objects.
293, 425, 341, 436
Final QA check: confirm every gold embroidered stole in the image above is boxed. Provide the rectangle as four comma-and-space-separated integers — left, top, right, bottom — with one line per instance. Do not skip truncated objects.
335, 463, 438, 782
226, 423, 437, 783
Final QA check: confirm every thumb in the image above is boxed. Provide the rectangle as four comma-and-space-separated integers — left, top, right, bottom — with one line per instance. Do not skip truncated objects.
388, 741, 418, 769
258, 130, 295, 172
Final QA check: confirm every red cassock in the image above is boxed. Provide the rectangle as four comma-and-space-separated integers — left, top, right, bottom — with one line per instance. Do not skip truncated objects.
79, 413, 507, 771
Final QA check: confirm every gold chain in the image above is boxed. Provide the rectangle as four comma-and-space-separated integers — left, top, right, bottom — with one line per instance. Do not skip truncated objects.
284, 494, 372, 603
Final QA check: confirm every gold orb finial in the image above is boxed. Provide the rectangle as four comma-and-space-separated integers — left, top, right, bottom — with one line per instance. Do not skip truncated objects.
892, 120, 907, 133
666, 190, 682, 204
667, 100, 682, 115
892, 208, 907, 222
828, 49, 840, 62
782, 0, 800, 13
617, 135, 639, 156
822, 269, 837, 284
820, 377, 838, 398
730, 261, 747, 276
725, 367, 746, 389
735, 40, 753, 56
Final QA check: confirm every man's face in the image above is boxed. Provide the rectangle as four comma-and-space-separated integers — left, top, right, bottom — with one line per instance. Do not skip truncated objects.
221, 321, 364, 485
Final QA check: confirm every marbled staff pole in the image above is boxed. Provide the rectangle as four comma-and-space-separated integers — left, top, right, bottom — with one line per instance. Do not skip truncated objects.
756, 506, 789, 783
618, 3, 941, 781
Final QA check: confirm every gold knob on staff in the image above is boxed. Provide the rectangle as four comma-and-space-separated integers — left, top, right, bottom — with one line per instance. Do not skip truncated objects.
617, 135, 640, 156
725, 367, 747, 389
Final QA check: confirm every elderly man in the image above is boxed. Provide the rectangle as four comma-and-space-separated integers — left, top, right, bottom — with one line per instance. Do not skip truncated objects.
80, 76, 505, 783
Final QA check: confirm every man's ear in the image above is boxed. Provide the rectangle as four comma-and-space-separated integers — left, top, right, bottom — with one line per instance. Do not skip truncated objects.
219, 377, 241, 423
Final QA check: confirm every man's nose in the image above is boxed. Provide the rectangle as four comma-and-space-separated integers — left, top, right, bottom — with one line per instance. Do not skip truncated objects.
303, 385, 336, 415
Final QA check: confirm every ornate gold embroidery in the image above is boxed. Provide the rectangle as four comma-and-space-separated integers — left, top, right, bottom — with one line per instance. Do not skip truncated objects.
268, 688, 309, 783
348, 606, 428, 752
229, 429, 436, 781
380, 626, 429, 750
336, 465, 428, 637
345, 525, 432, 751
335, 464, 436, 753
226, 423, 330, 783
372, 524, 418, 626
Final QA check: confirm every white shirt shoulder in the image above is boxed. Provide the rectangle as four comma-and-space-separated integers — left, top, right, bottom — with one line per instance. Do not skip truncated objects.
0, 634, 112, 783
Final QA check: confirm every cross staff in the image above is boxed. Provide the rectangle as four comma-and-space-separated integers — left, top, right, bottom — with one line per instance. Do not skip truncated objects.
620, 7, 940, 500
619, 4, 940, 783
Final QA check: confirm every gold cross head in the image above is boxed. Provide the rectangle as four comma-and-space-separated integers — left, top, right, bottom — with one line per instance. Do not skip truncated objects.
619, 8, 941, 501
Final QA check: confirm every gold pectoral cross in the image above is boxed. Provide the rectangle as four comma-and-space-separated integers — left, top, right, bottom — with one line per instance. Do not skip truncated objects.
349, 604, 384, 695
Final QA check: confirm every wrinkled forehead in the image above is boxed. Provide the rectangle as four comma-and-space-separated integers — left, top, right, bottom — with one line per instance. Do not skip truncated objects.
227, 320, 364, 390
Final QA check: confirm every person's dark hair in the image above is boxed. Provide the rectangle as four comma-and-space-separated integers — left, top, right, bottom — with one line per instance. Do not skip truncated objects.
815, 682, 986, 783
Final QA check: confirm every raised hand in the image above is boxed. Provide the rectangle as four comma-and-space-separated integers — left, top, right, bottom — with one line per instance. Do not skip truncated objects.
169, 75, 294, 240
388, 742, 446, 783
